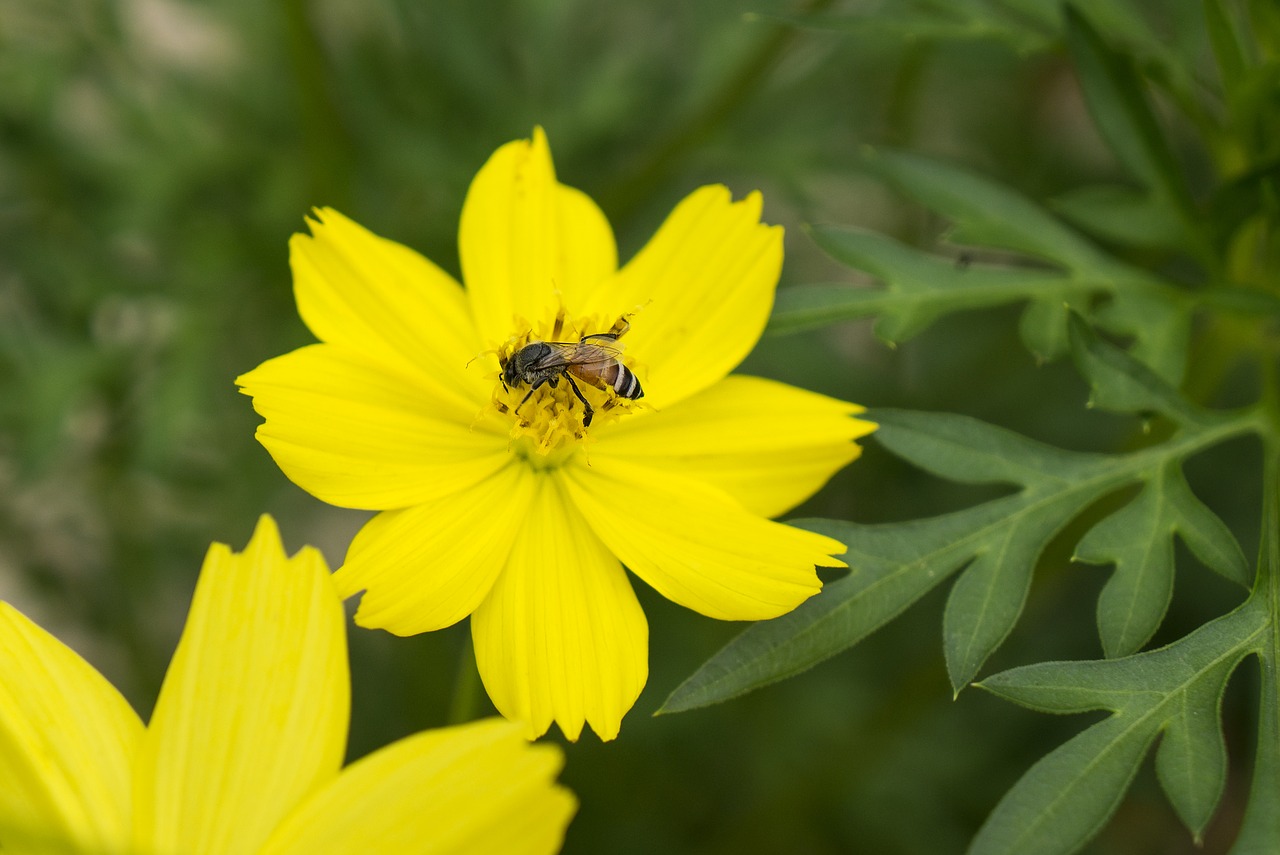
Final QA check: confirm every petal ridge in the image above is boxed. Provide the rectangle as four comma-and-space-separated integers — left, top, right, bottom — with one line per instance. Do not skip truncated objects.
134, 516, 349, 855
336, 461, 535, 635
471, 473, 648, 742
563, 458, 840, 621
0, 604, 142, 854
595, 375, 876, 516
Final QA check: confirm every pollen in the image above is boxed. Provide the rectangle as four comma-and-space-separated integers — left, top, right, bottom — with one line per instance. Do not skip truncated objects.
490, 309, 645, 460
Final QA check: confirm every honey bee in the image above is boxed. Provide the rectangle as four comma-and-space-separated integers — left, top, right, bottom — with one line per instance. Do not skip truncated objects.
500, 320, 643, 427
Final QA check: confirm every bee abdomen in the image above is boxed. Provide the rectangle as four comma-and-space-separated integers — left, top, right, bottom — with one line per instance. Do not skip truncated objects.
605, 363, 643, 399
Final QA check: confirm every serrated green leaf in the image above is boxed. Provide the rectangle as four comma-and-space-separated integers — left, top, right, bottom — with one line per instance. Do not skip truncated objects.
1018, 296, 1072, 362
843, 149, 1190, 378
1064, 8, 1198, 234
981, 603, 1257, 708
1231, 456, 1280, 853
1077, 473, 1178, 658
1207, 161, 1280, 252
1068, 313, 1207, 423
860, 148, 1113, 271
766, 284, 896, 336
944, 526, 1038, 692
662, 404, 1254, 713
966, 715, 1155, 855
1154, 657, 1232, 840
1232, 652, 1280, 853
794, 227, 1076, 343
1075, 458, 1248, 657
1049, 184, 1185, 249
798, 148, 1193, 380
975, 600, 1265, 854
1093, 289, 1192, 386
778, 2, 1052, 54
1001, 0, 1205, 116
1164, 465, 1252, 586
656, 511, 989, 713
1204, 0, 1247, 99
870, 408, 1100, 486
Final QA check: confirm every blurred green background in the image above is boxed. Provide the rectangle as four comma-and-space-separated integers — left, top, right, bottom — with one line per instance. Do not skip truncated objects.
0, 1, 1260, 852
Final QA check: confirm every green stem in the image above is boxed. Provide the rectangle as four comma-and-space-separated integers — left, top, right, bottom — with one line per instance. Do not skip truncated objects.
1232, 410, 1280, 850
446, 632, 483, 726
282, 0, 354, 209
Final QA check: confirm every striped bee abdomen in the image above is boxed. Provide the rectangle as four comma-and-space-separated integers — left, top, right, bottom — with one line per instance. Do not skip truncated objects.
602, 362, 643, 399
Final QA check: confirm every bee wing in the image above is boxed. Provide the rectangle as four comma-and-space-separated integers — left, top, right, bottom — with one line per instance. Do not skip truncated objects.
572, 336, 627, 366
521, 341, 582, 371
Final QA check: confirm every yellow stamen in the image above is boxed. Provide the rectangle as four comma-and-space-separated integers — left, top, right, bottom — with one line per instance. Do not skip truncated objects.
492, 310, 643, 460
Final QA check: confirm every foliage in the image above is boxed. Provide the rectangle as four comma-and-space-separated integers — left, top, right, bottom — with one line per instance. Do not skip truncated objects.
666, 2, 1280, 853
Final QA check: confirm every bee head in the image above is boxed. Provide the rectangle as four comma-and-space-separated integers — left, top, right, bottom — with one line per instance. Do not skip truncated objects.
502, 343, 533, 388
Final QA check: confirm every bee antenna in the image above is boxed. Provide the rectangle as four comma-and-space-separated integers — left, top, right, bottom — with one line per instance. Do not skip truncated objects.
467, 346, 502, 369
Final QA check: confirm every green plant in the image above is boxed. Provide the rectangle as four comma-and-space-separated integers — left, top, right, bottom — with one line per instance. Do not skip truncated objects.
664, 4, 1280, 852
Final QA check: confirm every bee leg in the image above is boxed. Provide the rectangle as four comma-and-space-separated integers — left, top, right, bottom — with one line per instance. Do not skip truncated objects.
563, 375, 594, 427
608, 315, 632, 338
513, 387, 536, 422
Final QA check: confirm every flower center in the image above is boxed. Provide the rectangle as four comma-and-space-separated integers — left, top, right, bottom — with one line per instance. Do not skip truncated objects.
492, 309, 644, 461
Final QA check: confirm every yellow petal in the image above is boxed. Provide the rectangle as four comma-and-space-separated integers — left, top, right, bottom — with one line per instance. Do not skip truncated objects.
259, 719, 575, 855
602, 185, 783, 409
459, 127, 618, 345
596, 375, 876, 517
563, 458, 838, 621
290, 207, 487, 408
238, 344, 509, 511
133, 516, 349, 855
472, 473, 648, 742
335, 462, 535, 635
0, 604, 142, 855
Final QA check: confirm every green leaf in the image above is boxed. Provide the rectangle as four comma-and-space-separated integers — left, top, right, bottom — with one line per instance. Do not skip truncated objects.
1092, 289, 1192, 387
871, 409, 1115, 488
1077, 461, 1249, 658
782, 148, 1195, 383
942, 526, 1039, 694
815, 149, 1191, 377
662, 397, 1253, 710
1067, 313, 1206, 424
1207, 160, 1280, 252
1063, 7, 1203, 256
1018, 297, 1072, 362
1164, 466, 1252, 587
778, 1, 1053, 55
973, 450, 1280, 854
781, 226, 1077, 342
966, 715, 1155, 855
657, 510, 979, 713
1077, 472, 1178, 659
974, 599, 1264, 853
1231, 453, 1280, 852
1049, 184, 1185, 249
1230, 652, 1280, 853
860, 148, 1114, 271
1203, 0, 1247, 99
1154, 657, 1232, 839
766, 284, 897, 337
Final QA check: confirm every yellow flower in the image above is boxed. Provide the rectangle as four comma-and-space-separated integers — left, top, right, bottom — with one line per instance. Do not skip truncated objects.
237, 128, 876, 742
0, 516, 574, 855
